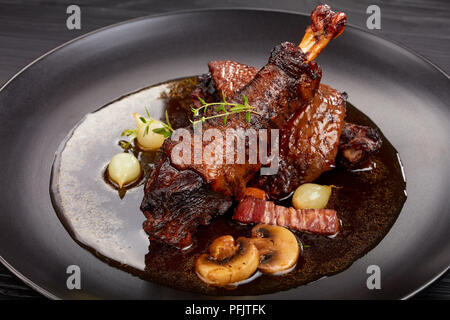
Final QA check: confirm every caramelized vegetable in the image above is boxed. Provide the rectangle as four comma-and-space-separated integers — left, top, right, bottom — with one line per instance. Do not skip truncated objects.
242, 187, 267, 200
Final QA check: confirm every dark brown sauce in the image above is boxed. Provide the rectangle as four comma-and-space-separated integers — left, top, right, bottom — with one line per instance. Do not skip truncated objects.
51, 77, 407, 296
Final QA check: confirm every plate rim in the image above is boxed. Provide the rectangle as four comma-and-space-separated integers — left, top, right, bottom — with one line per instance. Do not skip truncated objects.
0, 7, 448, 300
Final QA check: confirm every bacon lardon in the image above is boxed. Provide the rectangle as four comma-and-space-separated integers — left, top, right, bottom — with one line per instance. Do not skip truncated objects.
233, 197, 340, 235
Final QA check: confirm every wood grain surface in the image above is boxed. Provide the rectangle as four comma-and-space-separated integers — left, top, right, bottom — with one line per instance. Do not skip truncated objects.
0, 0, 448, 300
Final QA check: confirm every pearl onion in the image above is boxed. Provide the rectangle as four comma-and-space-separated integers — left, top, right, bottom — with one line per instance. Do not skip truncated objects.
108, 153, 141, 188
292, 183, 332, 209
136, 121, 165, 151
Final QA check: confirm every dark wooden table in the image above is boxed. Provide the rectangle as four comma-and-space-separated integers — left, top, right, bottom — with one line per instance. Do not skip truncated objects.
0, 0, 449, 300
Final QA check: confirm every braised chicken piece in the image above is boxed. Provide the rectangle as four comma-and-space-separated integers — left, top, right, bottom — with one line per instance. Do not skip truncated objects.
143, 42, 322, 248
141, 4, 347, 248
164, 41, 322, 198
199, 62, 383, 198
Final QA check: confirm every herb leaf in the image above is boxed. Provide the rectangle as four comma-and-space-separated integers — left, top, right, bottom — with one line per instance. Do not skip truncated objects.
221, 91, 227, 104
245, 111, 251, 123
242, 94, 249, 106
165, 110, 172, 131
152, 127, 171, 138
198, 97, 206, 105
121, 129, 135, 137
190, 94, 258, 128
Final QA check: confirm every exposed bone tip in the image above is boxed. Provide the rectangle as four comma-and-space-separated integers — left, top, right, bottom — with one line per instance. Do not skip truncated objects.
310, 4, 347, 38
331, 12, 347, 38
299, 4, 347, 61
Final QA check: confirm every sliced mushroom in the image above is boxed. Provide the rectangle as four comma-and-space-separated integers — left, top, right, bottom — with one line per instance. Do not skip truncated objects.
195, 235, 260, 287
250, 224, 300, 274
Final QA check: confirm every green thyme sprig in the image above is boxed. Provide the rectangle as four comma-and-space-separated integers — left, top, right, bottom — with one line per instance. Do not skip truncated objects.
190, 93, 258, 129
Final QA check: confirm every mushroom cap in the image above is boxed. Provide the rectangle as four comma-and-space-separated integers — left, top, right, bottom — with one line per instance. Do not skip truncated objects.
251, 224, 300, 274
208, 235, 239, 260
195, 236, 260, 287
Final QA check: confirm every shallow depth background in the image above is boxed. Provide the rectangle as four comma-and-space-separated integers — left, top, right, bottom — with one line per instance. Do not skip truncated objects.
0, 0, 448, 300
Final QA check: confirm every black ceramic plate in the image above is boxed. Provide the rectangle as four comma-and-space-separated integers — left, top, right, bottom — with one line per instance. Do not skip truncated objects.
0, 9, 449, 300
